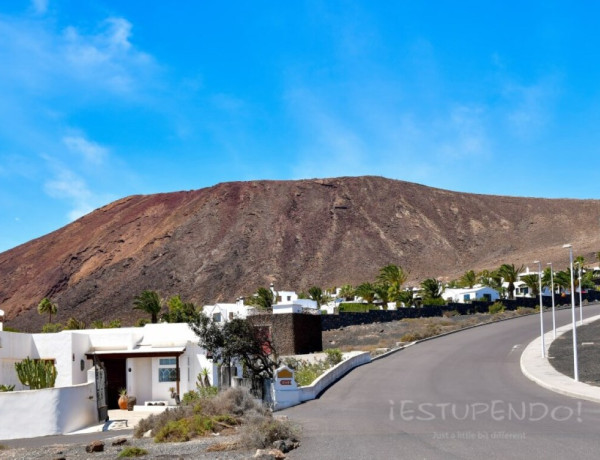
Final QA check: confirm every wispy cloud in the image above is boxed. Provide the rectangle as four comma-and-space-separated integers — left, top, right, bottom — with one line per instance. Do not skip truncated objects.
503, 77, 560, 140
63, 135, 108, 164
42, 155, 113, 221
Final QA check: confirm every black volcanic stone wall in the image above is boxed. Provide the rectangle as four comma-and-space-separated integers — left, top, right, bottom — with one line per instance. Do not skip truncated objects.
248, 313, 323, 355
320, 293, 600, 331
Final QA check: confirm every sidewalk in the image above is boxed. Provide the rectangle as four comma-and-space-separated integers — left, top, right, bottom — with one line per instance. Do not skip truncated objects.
520, 313, 600, 404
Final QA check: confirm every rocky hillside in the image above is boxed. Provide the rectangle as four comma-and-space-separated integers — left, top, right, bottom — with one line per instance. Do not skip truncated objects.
1, 176, 599, 331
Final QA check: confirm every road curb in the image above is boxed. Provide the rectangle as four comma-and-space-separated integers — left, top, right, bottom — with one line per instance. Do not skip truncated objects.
520, 313, 600, 404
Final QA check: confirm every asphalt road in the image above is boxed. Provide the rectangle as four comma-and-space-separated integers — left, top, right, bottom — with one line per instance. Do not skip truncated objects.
284, 304, 600, 460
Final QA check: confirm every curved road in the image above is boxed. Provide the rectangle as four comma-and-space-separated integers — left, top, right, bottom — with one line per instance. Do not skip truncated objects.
284, 304, 600, 459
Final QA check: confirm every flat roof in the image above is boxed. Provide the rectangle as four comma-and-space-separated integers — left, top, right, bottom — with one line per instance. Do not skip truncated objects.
86, 346, 185, 360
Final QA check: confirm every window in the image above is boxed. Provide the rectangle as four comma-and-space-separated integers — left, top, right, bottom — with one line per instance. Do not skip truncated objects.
212, 313, 222, 323
158, 358, 177, 382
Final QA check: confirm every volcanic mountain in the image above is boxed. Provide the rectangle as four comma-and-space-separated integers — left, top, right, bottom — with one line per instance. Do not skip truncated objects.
1, 176, 599, 332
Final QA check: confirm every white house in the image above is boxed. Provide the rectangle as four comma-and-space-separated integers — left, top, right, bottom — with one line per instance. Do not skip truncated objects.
444, 285, 500, 303
202, 299, 252, 324
0, 323, 221, 408
508, 266, 552, 298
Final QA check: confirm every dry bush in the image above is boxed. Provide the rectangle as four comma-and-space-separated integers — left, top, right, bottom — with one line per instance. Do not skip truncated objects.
239, 416, 300, 449
202, 386, 267, 419
134, 406, 196, 438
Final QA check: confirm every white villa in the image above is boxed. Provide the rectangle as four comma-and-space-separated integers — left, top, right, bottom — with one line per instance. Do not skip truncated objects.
444, 285, 500, 304
0, 322, 227, 440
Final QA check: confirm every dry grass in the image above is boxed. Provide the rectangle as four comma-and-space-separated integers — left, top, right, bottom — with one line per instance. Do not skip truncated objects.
324, 309, 538, 353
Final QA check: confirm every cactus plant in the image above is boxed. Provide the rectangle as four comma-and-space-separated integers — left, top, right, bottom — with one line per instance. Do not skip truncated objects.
14, 357, 57, 389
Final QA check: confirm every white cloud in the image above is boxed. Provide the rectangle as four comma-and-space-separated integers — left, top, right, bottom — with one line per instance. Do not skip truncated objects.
63, 135, 108, 164
42, 156, 111, 221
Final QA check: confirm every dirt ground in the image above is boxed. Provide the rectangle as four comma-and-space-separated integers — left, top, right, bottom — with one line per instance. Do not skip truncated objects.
322, 309, 537, 353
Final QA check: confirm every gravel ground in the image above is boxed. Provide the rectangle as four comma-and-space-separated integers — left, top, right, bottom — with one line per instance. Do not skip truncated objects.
0, 433, 255, 459
548, 318, 600, 385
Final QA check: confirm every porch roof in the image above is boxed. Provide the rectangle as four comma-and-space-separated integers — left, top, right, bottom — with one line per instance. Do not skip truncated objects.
85, 345, 185, 360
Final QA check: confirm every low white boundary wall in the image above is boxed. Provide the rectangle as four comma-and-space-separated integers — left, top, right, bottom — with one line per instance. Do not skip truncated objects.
274, 351, 371, 410
0, 382, 98, 440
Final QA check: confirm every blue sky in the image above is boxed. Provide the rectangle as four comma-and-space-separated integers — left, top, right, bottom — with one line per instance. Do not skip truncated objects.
2, 1, 600, 252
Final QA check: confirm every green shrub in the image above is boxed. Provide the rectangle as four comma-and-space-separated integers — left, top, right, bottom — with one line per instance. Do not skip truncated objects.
325, 348, 343, 366
422, 297, 446, 306
0, 384, 15, 392
154, 419, 191, 443
488, 302, 505, 314
118, 446, 148, 457
338, 303, 378, 313
516, 307, 535, 315
41, 323, 63, 333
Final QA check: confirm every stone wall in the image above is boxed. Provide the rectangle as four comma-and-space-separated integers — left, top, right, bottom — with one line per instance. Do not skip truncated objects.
248, 313, 323, 355
321, 293, 600, 331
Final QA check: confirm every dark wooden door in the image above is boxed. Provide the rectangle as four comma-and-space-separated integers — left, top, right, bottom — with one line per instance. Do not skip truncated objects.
102, 358, 127, 409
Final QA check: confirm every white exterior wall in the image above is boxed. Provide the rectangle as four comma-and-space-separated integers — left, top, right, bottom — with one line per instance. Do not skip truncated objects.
127, 357, 152, 403
0, 331, 34, 390
0, 380, 98, 440
203, 303, 250, 324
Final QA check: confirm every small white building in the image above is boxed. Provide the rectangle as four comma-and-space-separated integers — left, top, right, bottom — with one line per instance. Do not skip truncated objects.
272, 299, 319, 314
0, 309, 4, 331
444, 285, 500, 303
202, 299, 252, 324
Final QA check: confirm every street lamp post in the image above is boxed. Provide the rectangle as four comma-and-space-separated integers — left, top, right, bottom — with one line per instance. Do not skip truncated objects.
534, 260, 545, 358
563, 244, 579, 382
578, 262, 583, 325
547, 262, 556, 339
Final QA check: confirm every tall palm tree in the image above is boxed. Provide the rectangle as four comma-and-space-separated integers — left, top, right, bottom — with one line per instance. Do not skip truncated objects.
459, 270, 477, 288
308, 286, 324, 308
374, 283, 391, 309
520, 274, 540, 297
498, 263, 524, 300
377, 264, 408, 302
420, 278, 444, 301
133, 290, 162, 323
37, 297, 57, 324
355, 282, 376, 305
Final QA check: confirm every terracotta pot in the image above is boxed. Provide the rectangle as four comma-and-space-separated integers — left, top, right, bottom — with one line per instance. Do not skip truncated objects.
118, 394, 128, 410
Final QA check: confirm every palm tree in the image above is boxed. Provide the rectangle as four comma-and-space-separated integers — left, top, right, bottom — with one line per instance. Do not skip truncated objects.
246, 287, 275, 310
520, 274, 540, 297
459, 270, 477, 288
339, 284, 355, 301
37, 297, 57, 324
420, 278, 444, 301
308, 286, 324, 308
133, 290, 162, 323
479, 269, 505, 297
498, 264, 524, 300
377, 264, 408, 302
553, 270, 571, 294
355, 282, 376, 305
374, 283, 391, 309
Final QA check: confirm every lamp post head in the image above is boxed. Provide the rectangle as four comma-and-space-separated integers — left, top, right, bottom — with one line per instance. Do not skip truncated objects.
563, 244, 572, 249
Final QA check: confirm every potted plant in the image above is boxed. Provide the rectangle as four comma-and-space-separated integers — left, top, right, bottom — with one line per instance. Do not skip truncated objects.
118, 388, 128, 410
